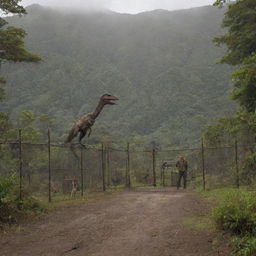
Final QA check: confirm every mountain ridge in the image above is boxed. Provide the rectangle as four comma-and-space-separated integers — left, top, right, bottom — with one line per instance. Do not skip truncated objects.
1, 5, 236, 146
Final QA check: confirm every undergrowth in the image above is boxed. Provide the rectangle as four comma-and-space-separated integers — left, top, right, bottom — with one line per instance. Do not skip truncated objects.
231, 236, 256, 256
204, 188, 256, 256
0, 174, 45, 228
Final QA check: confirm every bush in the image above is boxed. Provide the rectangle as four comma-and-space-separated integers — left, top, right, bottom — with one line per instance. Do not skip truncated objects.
232, 236, 256, 256
214, 190, 256, 236
0, 174, 17, 204
207, 189, 256, 256
240, 153, 256, 185
0, 174, 45, 224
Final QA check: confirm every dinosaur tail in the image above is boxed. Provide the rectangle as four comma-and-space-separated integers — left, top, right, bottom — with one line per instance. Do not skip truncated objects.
65, 125, 78, 144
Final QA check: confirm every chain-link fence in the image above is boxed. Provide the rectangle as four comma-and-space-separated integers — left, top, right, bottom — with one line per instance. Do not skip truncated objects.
1, 130, 256, 202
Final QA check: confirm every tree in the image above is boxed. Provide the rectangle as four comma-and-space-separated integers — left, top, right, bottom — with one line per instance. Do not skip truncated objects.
0, 0, 41, 141
232, 56, 256, 112
203, 111, 256, 146
213, 0, 233, 8
0, 0, 41, 85
214, 0, 256, 112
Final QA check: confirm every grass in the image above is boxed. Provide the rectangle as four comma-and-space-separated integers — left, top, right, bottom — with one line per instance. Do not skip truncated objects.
0, 190, 123, 233
0, 175, 126, 232
182, 214, 214, 232
46, 189, 124, 210
200, 187, 256, 256
231, 236, 256, 256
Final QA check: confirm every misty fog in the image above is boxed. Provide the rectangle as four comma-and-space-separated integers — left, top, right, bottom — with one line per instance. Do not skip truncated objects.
21, 0, 215, 13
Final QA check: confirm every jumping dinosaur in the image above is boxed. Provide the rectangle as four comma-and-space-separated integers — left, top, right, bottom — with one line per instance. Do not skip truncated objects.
65, 94, 118, 146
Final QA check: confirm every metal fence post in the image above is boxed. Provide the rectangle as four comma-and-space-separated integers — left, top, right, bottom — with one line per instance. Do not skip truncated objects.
18, 129, 22, 201
161, 166, 165, 187
163, 168, 166, 187
106, 147, 111, 187
101, 143, 106, 191
152, 148, 156, 187
48, 128, 51, 202
235, 140, 240, 188
201, 140, 206, 190
126, 143, 131, 188
80, 147, 84, 196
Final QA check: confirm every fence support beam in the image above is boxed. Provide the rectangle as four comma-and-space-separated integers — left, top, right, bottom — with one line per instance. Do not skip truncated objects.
48, 128, 51, 203
235, 140, 240, 188
101, 143, 106, 192
162, 168, 165, 187
126, 143, 131, 188
152, 148, 156, 187
80, 147, 84, 196
106, 147, 110, 187
163, 170, 165, 187
201, 140, 206, 191
18, 129, 22, 201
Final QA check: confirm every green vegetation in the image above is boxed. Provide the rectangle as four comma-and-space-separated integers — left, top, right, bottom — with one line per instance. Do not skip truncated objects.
0, 1, 43, 226
203, 5, 256, 227
0, 110, 49, 226
1, 4, 236, 146
0, 174, 45, 227
201, 7, 256, 254
0, 0, 41, 90
231, 236, 256, 256
214, 189, 256, 236
214, 0, 256, 112
202, 188, 256, 256
203, 111, 256, 146
182, 214, 214, 232
204, 0, 256, 147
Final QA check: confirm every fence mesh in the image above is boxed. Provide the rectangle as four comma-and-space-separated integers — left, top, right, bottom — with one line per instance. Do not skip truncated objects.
130, 150, 153, 187
156, 148, 201, 188
1, 137, 255, 202
107, 148, 126, 188
204, 146, 235, 189
0, 143, 19, 176
22, 143, 48, 200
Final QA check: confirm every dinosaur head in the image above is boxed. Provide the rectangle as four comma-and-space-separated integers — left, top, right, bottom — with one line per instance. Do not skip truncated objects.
101, 94, 119, 105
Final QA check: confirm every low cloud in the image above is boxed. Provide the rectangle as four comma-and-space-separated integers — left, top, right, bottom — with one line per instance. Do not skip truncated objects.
22, 0, 215, 14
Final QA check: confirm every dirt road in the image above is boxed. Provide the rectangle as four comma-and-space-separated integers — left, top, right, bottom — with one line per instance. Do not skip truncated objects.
0, 188, 229, 256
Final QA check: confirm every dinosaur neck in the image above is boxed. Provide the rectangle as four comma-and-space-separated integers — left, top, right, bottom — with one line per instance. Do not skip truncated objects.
91, 101, 105, 119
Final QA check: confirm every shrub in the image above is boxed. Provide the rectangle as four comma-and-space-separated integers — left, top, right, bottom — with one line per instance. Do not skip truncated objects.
232, 236, 256, 256
214, 190, 256, 236
240, 153, 256, 185
0, 174, 45, 224
0, 174, 17, 204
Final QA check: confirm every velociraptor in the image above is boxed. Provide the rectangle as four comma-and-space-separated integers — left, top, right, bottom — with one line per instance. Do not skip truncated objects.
65, 94, 118, 147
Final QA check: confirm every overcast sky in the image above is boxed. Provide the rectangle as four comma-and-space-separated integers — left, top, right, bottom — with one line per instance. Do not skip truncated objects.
21, 0, 215, 14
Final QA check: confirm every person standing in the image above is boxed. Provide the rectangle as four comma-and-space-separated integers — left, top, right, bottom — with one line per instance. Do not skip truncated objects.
176, 155, 188, 189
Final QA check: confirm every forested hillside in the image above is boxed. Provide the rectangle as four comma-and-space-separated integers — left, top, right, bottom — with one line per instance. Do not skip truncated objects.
0, 4, 236, 146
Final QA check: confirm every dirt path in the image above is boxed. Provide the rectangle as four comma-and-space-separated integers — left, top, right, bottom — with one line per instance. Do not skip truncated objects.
0, 188, 229, 256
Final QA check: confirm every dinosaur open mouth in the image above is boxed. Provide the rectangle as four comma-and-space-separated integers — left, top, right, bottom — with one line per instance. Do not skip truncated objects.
107, 96, 119, 104
108, 100, 118, 105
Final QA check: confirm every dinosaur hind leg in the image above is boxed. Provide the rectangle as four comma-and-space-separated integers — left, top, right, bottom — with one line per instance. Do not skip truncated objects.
78, 130, 87, 147
65, 125, 79, 144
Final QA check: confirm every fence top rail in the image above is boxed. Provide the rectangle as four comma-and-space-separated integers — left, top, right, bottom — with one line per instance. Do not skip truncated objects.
0, 141, 255, 152
204, 145, 233, 150
157, 148, 201, 152
50, 143, 101, 151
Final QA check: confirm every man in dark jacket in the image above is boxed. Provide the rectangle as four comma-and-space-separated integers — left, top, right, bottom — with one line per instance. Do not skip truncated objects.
176, 155, 188, 189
